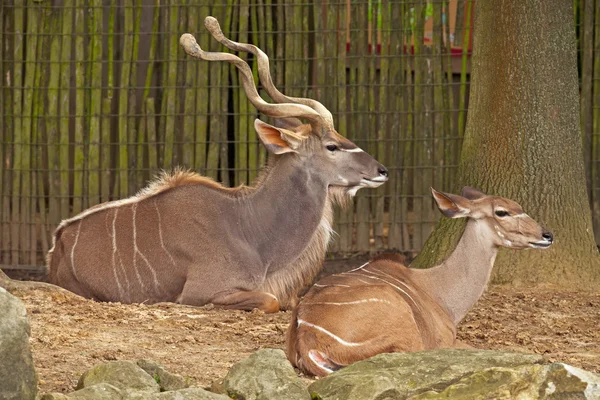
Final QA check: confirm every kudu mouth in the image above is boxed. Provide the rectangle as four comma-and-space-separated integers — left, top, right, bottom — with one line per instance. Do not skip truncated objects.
360, 175, 388, 188
529, 231, 553, 248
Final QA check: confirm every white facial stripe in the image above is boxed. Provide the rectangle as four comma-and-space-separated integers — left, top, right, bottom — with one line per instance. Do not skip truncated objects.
340, 147, 364, 153
494, 225, 505, 238
513, 213, 529, 218
297, 319, 364, 347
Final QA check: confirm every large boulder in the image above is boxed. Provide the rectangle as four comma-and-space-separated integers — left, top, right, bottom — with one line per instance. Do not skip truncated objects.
219, 348, 310, 400
0, 286, 38, 400
309, 349, 600, 400
77, 360, 160, 393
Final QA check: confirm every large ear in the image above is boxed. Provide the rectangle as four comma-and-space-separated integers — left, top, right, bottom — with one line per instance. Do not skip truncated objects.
273, 117, 304, 130
461, 186, 487, 200
254, 119, 304, 154
431, 188, 471, 218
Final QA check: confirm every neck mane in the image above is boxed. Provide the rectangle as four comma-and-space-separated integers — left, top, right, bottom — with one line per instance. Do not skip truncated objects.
411, 219, 499, 324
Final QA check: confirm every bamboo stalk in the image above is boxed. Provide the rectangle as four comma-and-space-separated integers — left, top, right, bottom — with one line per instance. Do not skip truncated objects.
10, 0, 24, 264
161, 0, 180, 169
145, 98, 158, 174
195, 4, 211, 174
457, 0, 472, 138
1, 2, 14, 264
88, 0, 103, 207
371, 1, 385, 251
403, 0, 415, 251
73, 0, 85, 212
144, 0, 160, 179
182, 0, 198, 169
19, 0, 42, 264
247, 1, 260, 182
432, 0, 445, 194
127, 0, 142, 194
356, 0, 371, 252
59, 0, 73, 218
101, 98, 112, 202
258, 0, 273, 170
30, 3, 48, 265
236, 0, 250, 186
337, 0, 352, 253
442, 0, 456, 190
46, 3, 62, 230
387, 0, 403, 250
218, 3, 234, 187
0, 1, 4, 259
206, 4, 225, 180
117, 0, 134, 198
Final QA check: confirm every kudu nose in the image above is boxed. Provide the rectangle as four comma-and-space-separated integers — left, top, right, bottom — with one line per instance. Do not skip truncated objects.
378, 166, 388, 178
542, 231, 553, 243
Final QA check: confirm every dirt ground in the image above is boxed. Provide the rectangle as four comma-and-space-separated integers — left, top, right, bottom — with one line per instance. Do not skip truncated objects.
8, 282, 598, 395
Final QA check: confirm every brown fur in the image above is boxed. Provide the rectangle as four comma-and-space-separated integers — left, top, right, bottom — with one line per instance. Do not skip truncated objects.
287, 188, 552, 376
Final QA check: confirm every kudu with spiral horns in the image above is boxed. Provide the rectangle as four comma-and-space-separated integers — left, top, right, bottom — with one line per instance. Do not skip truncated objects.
287, 187, 553, 375
48, 17, 388, 312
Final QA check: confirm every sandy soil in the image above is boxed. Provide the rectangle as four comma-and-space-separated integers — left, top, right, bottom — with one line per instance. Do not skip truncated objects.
9, 282, 599, 395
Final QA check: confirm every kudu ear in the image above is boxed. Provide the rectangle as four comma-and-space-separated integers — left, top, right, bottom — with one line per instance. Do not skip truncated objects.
461, 186, 487, 200
254, 119, 304, 154
273, 117, 304, 130
431, 188, 471, 219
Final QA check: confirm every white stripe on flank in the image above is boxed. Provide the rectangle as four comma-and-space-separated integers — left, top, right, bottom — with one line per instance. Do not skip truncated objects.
352, 269, 420, 310
133, 203, 163, 295
297, 319, 364, 347
346, 261, 370, 273
131, 203, 147, 292
313, 283, 350, 288
69, 220, 82, 280
306, 298, 392, 306
308, 350, 335, 374
155, 199, 176, 266
111, 209, 124, 299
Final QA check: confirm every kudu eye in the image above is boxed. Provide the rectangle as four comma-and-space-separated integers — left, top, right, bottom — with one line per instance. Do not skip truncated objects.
326, 144, 339, 152
495, 210, 510, 217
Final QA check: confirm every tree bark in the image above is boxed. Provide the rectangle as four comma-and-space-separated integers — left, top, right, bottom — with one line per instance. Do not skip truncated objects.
410, 0, 600, 289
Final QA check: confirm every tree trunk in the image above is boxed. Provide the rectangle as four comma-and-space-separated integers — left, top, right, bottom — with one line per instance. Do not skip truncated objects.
410, 0, 600, 289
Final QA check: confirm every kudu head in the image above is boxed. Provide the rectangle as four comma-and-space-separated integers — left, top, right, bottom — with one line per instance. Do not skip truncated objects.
179, 17, 388, 196
431, 187, 553, 250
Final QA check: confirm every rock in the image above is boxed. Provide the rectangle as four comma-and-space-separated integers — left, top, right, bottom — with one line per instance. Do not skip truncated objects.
308, 348, 545, 400
309, 349, 600, 400
68, 383, 124, 399
125, 388, 231, 399
220, 348, 310, 400
77, 360, 160, 393
39, 394, 70, 400
136, 359, 189, 392
0, 287, 38, 400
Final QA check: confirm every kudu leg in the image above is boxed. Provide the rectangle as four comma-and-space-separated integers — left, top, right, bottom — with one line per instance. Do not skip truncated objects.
212, 291, 280, 313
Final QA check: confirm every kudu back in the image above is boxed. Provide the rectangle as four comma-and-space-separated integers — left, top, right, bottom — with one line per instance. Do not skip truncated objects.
48, 17, 388, 312
287, 187, 553, 375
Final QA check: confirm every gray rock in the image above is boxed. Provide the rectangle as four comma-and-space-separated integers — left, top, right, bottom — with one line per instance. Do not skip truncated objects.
541, 363, 600, 399
68, 383, 124, 399
77, 360, 160, 393
125, 388, 230, 400
308, 348, 545, 400
220, 348, 310, 400
136, 359, 189, 392
0, 287, 38, 400
39, 394, 70, 400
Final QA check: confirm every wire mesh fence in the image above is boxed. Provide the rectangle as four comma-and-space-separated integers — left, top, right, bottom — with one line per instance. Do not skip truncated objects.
0, 0, 596, 269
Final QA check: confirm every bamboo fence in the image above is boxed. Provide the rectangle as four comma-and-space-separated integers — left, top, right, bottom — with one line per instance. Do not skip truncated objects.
0, 0, 597, 269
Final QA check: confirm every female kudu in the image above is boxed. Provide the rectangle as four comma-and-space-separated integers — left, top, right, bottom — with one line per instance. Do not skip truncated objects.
287, 187, 553, 375
48, 17, 388, 312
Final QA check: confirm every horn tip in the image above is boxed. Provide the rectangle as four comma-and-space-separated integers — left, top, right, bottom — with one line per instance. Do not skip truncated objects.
204, 16, 225, 40
179, 33, 199, 53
